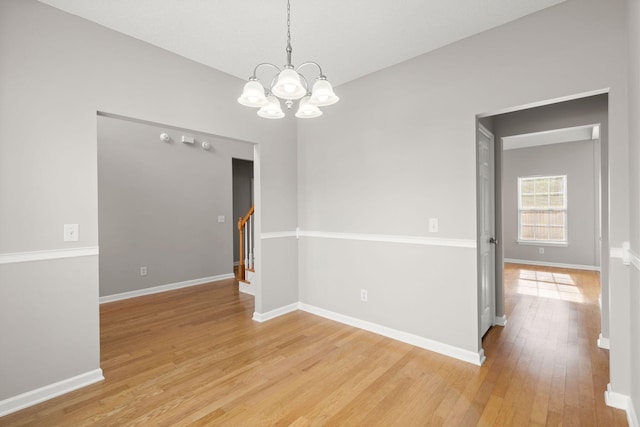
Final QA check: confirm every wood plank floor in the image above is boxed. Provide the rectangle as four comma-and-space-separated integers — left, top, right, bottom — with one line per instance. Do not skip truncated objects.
1, 264, 628, 426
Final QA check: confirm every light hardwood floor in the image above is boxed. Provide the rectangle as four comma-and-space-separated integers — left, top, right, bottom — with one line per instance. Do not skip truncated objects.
1, 264, 628, 426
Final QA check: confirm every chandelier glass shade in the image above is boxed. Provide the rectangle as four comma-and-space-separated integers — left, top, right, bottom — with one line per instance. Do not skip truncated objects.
238, 0, 339, 119
257, 94, 285, 119
295, 95, 322, 118
271, 68, 307, 100
309, 78, 340, 106
237, 80, 268, 107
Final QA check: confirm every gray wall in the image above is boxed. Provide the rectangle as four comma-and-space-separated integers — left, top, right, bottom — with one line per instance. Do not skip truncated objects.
232, 159, 254, 264
0, 257, 99, 402
298, 0, 630, 385
502, 140, 599, 267
0, 0, 298, 402
98, 115, 253, 297
626, 0, 640, 419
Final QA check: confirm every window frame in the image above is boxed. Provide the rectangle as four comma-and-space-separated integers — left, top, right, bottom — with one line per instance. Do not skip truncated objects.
517, 174, 568, 246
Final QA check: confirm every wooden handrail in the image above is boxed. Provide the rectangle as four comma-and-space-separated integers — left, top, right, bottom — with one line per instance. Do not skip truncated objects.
237, 205, 255, 282
239, 205, 255, 227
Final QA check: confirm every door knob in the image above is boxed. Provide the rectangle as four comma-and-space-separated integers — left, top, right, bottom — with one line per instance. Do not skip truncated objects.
489, 237, 497, 244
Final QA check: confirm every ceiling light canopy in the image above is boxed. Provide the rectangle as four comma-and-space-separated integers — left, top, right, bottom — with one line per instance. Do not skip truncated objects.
238, 0, 339, 119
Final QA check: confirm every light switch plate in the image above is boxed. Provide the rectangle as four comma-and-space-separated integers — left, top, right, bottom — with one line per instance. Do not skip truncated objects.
217, 215, 225, 223
429, 218, 439, 233
63, 224, 79, 242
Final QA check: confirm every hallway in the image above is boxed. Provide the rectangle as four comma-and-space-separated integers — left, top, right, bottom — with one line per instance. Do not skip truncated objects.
480, 263, 624, 425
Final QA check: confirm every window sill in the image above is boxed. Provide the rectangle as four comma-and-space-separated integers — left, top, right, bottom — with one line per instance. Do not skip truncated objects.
517, 240, 568, 247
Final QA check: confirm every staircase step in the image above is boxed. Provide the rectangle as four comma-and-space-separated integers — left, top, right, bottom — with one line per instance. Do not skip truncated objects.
238, 279, 254, 295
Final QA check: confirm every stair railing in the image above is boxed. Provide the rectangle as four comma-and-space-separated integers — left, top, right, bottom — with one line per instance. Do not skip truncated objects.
237, 205, 255, 283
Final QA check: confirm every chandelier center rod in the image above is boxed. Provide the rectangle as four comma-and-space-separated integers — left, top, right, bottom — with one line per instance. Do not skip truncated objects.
285, 0, 293, 68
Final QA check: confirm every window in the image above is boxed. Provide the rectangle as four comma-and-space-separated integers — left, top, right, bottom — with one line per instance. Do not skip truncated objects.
518, 175, 567, 244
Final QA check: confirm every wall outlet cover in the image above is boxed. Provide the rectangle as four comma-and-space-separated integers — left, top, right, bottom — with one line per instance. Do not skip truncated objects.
428, 218, 439, 233
63, 224, 79, 242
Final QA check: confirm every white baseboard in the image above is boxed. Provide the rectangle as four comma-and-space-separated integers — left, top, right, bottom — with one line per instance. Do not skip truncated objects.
477, 349, 486, 365
597, 333, 610, 350
239, 281, 254, 296
251, 301, 486, 366
252, 302, 299, 322
493, 315, 507, 326
605, 384, 639, 427
0, 369, 104, 417
298, 303, 485, 366
504, 258, 600, 271
99, 273, 235, 304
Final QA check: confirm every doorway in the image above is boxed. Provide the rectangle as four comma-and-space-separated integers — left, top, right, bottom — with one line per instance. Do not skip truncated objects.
97, 112, 255, 301
232, 158, 254, 274
476, 92, 609, 351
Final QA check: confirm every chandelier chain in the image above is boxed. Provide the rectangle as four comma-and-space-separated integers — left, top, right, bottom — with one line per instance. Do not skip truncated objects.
285, 0, 293, 66
287, 0, 291, 47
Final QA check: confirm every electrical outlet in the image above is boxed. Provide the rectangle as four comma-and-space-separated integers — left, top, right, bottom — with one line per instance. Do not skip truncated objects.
140, 266, 147, 276
538, 247, 544, 254
360, 289, 368, 302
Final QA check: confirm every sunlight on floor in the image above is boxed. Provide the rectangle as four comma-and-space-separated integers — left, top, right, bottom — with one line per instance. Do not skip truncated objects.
516, 269, 584, 302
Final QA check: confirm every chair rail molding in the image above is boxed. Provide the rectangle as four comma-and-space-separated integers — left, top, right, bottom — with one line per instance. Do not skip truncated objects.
0, 247, 99, 265
261, 231, 297, 240
610, 242, 640, 272
298, 229, 476, 248
260, 229, 477, 249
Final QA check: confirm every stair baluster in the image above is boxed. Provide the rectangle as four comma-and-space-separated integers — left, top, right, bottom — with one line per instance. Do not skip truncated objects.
237, 206, 255, 283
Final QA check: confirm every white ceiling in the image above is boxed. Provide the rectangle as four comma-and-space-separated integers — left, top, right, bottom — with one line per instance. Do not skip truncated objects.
38, 0, 565, 87
503, 125, 600, 150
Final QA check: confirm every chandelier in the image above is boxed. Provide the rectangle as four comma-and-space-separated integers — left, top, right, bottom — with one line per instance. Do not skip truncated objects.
237, 0, 339, 119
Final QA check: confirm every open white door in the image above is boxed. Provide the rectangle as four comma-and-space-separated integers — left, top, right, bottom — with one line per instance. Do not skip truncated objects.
478, 125, 496, 337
